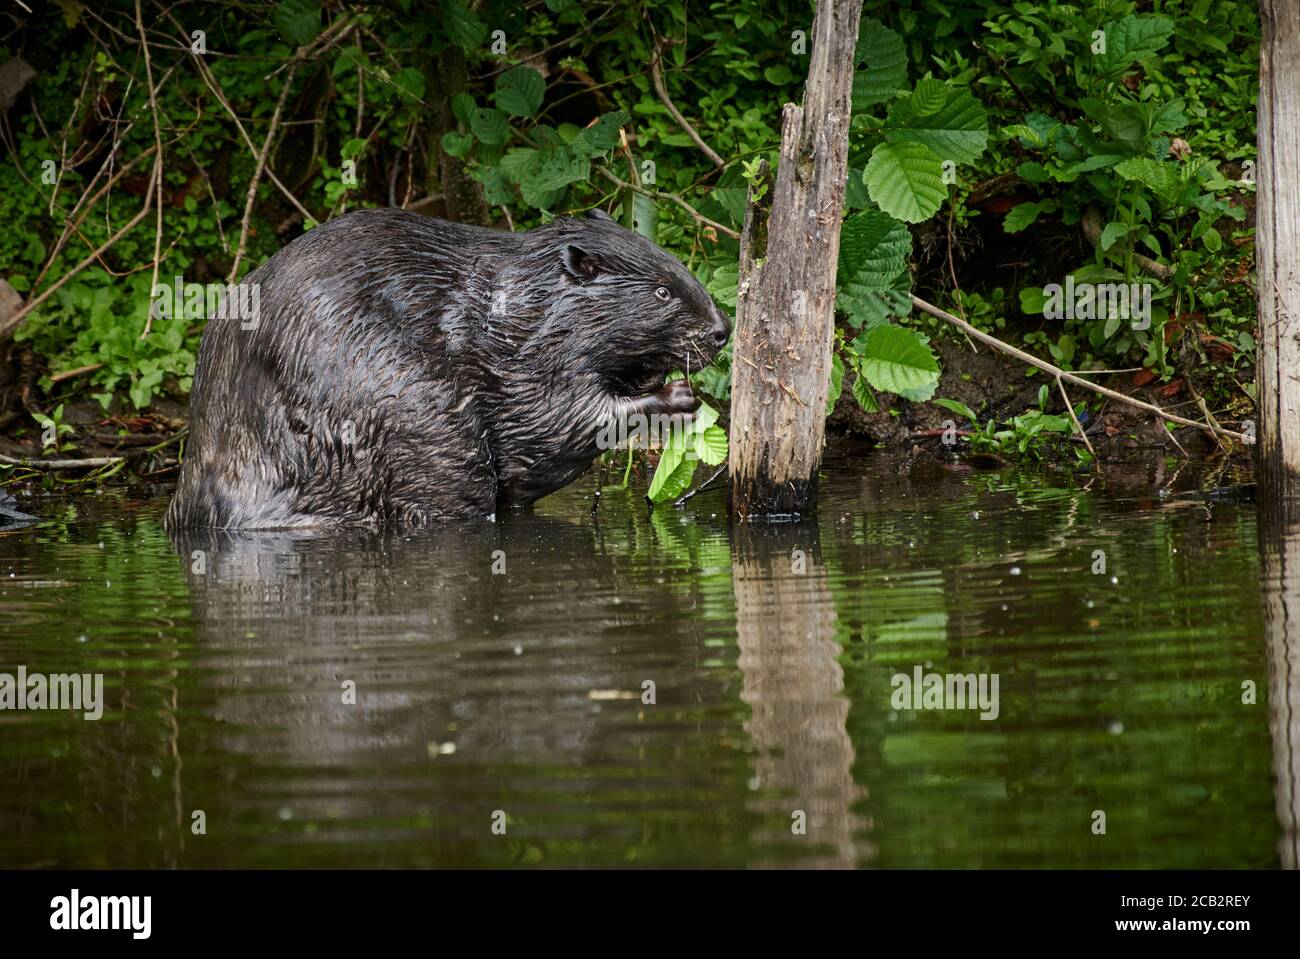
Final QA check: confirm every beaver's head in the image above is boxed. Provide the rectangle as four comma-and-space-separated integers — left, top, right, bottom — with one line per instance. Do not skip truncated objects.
549, 210, 730, 392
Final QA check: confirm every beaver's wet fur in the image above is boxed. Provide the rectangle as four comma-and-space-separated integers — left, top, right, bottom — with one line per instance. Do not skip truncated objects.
165, 208, 729, 529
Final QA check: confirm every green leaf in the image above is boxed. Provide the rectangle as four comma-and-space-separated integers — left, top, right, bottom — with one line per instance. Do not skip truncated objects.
391, 67, 426, 102
858, 324, 941, 396
443, 0, 489, 50
884, 85, 988, 163
441, 130, 473, 158
1113, 157, 1182, 201
571, 110, 630, 158
764, 64, 793, 85
706, 263, 738, 309
1091, 15, 1175, 82
694, 425, 728, 465
934, 398, 977, 423
273, 0, 321, 47
852, 373, 878, 413
469, 107, 510, 146
826, 352, 845, 415
853, 18, 907, 110
907, 78, 948, 117
836, 209, 912, 328
1099, 220, 1129, 251
496, 67, 545, 118
864, 141, 947, 222
1002, 201, 1043, 234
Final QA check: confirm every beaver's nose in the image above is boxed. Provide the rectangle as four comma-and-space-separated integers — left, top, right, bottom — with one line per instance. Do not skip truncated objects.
709, 307, 731, 349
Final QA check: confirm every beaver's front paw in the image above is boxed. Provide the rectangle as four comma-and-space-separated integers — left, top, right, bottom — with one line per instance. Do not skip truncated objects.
657, 379, 701, 415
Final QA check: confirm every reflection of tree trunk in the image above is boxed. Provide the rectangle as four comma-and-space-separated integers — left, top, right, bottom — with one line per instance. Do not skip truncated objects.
733, 525, 866, 868
1262, 515, 1300, 867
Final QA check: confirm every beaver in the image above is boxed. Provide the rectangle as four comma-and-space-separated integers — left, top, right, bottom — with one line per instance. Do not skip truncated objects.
165, 208, 730, 529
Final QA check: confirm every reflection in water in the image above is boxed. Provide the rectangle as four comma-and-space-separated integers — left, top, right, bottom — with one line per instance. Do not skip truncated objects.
732, 525, 865, 868
1260, 512, 1300, 868
0, 451, 1284, 867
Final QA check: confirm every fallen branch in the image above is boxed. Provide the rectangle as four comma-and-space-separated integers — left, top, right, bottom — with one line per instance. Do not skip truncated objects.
0, 454, 124, 470
910, 294, 1247, 443
1081, 206, 1173, 281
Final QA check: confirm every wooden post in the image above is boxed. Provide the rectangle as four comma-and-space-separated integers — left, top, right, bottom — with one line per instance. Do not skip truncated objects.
1257, 1, 1300, 519
728, 0, 862, 519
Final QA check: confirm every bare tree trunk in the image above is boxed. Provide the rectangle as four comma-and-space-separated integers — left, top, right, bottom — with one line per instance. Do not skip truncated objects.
426, 47, 490, 226
727, 0, 862, 519
1257, 0, 1300, 519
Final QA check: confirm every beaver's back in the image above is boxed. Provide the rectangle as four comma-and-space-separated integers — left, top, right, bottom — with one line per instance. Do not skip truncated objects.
167, 210, 507, 529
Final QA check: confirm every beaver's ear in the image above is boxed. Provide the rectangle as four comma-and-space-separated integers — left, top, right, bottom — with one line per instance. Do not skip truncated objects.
584, 208, 614, 222
562, 245, 602, 283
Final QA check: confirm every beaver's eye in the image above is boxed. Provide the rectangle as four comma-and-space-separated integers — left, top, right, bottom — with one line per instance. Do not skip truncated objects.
655, 286, 672, 301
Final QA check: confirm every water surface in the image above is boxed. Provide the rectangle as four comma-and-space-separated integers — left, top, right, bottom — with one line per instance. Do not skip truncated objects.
0, 445, 1291, 868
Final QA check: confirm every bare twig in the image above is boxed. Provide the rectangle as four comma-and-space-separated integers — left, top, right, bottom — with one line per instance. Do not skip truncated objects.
596, 167, 738, 239
1055, 375, 1099, 466
910, 295, 1247, 442
675, 462, 728, 506
1, 161, 161, 340
649, 40, 725, 168
135, 0, 166, 338
229, 63, 300, 281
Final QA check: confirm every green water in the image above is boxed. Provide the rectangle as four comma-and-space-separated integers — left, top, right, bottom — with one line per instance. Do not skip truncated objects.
0, 445, 1290, 868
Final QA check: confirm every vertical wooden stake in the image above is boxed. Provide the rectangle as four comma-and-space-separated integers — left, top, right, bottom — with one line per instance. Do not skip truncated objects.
728, 0, 863, 520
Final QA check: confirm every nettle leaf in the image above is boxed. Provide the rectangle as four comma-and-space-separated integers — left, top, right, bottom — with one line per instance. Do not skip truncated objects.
858, 324, 940, 396
571, 110, 631, 158
1003, 200, 1046, 234
852, 18, 907, 110
478, 167, 514, 206
836, 209, 912, 328
469, 107, 510, 146
495, 67, 545, 118
499, 147, 541, 183
451, 92, 477, 126
864, 141, 947, 223
273, 0, 321, 47
884, 86, 988, 164
706, 263, 738, 309
1113, 157, 1183, 202
1099, 220, 1129, 250
1092, 15, 1175, 82
443, 0, 489, 50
